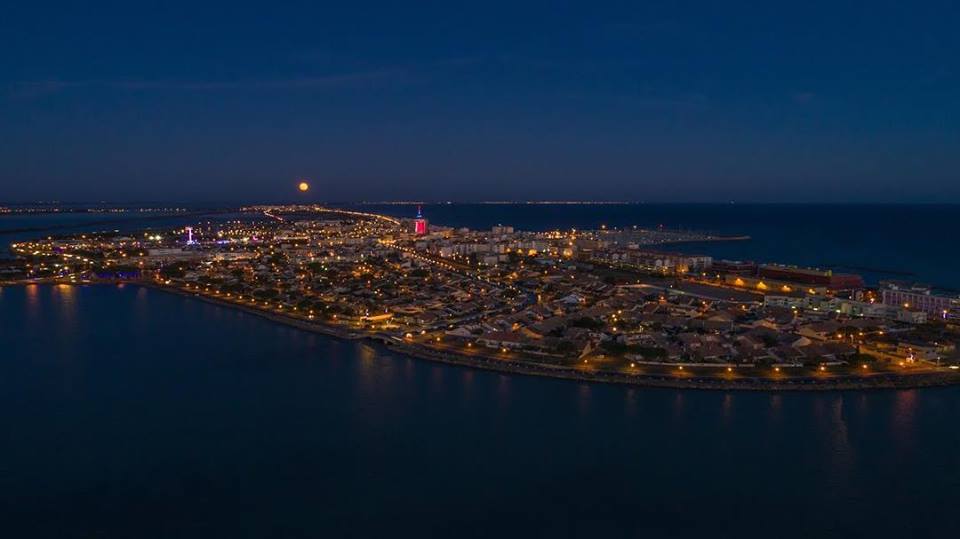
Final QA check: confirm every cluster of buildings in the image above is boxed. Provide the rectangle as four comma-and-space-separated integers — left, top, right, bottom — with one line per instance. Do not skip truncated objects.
711, 260, 960, 325
5, 205, 959, 371
719, 262, 864, 292
431, 260, 954, 367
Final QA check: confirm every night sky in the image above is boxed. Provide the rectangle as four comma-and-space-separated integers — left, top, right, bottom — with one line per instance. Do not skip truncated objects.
2, 1, 958, 203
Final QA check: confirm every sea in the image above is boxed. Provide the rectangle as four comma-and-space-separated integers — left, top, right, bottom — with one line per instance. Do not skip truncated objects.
2, 204, 959, 538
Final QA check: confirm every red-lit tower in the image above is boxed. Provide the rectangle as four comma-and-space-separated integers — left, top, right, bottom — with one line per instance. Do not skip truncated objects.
414, 206, 428, 235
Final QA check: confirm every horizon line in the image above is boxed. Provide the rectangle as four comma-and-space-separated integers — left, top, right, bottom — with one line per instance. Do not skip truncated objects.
4, 200, 960, 207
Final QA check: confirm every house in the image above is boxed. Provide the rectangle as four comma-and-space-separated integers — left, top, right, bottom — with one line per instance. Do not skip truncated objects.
798, 321, 841, 341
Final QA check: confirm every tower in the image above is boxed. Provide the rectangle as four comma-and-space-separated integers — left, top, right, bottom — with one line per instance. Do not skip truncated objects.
414, 206, 428, 235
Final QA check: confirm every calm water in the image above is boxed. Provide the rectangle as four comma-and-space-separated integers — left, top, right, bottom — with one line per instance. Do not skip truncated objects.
2, 284, 960, 538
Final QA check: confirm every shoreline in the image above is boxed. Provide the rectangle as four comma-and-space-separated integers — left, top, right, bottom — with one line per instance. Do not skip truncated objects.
128, 281, 960, 392
7, 279, 959, 391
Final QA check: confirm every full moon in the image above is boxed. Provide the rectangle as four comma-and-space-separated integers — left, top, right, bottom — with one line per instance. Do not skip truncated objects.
298, 181, 310, 192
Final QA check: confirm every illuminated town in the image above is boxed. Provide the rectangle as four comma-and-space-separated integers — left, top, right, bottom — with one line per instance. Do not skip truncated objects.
4, 205, 959, 389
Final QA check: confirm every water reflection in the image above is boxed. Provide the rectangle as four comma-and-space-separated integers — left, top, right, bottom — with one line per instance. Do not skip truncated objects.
721, 393, 733, 425
624, 388, 637, 418
829, 396, 854, 473
357, 344, 379, 388
356, 344, 396, 405
403, 357, 415, 382
461, 370, 474, 403
495, 374, 511, 411
429, 365, 446, 394
355, 344, 388, 429
358, 343, 377, 363
891, 390, 917, 452
856, 393, 870, 416
824, 395, 856, 503
53, 284, 77, 326
24, 284, 40, 319
134, 286, 149, 320
768, 394, 782, 425
577, 384, 591, 417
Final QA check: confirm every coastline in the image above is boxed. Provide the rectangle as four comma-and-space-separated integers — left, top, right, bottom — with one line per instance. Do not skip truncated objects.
128, 281, 960, 392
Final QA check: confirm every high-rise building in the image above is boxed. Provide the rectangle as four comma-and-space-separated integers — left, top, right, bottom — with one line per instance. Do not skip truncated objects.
414, 206, 428, 235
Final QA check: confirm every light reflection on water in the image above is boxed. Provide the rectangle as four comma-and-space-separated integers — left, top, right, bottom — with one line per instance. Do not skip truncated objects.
673, 391, 685, 422
429, 364, 445, 394
721, 393, 733, 425
461, 370, 474, 404
495, 374, 511, 411
24, 283, 40, 319
624, 388, 638, 418
577, 384, 591, 417
891, 389, 918, 453
52, 284, 77, 325
827, 396, 855, 494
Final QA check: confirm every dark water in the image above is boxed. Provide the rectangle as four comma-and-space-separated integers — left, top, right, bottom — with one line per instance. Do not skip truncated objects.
3, 284, 960, 538
356, 204, 960, 288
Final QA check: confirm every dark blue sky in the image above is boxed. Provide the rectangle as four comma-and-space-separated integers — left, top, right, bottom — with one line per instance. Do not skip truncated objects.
2, 1, 958, 203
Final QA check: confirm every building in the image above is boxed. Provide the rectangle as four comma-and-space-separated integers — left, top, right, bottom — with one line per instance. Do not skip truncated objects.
414, 206, 428, 236
726, 274, 825, 295
598, 249, 712, 273
759, 264, 864, 290
764, 294, 928, 324
881, 282, 959, 319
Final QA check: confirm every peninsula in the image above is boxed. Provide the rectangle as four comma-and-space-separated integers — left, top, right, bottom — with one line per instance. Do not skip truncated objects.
5, 205, 960, 390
